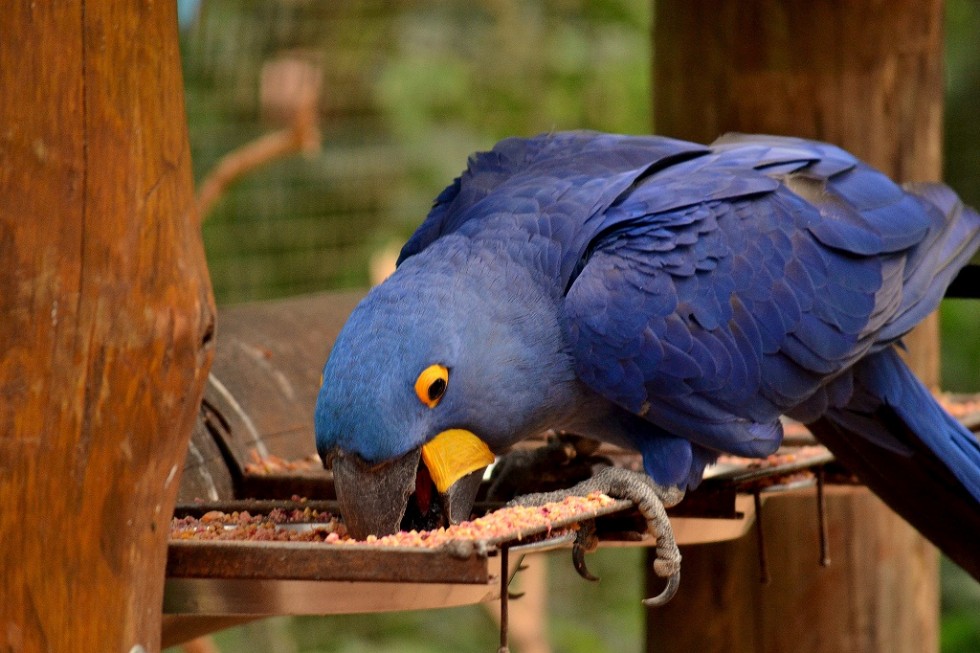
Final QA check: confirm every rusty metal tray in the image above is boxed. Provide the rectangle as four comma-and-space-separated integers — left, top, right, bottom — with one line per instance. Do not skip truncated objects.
164, 441, 839, 616
164, 496, 631, 615
167, 428, 842, 618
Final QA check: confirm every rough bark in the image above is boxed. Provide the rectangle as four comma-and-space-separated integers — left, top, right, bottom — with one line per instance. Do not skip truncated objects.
0, 3, 215, 651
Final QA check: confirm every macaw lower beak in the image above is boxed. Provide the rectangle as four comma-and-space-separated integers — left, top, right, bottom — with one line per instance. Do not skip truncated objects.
328, 429, 495, 540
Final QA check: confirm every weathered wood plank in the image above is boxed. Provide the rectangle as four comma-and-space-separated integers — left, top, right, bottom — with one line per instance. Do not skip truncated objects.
0, 3, 214, 652
647, 487, 939, 653
167, 540, 492, 584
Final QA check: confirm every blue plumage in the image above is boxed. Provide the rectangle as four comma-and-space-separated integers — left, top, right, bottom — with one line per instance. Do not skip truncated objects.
315, 130, 980, 577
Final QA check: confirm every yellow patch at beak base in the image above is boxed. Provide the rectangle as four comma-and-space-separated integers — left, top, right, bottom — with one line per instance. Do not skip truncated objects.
421, 429, 495, 493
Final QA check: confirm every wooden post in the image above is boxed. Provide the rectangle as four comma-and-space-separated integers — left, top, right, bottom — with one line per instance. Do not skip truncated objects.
0, 4, 214, 653
648, 1, 943, 651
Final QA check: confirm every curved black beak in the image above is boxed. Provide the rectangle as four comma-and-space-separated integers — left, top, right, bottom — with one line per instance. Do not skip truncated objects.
443, 467, 484, 525
327, 446, 487, 540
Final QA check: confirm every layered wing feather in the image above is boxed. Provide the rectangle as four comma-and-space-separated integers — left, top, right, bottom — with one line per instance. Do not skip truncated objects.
564, 134, 961, 475
398, 131, 708, 282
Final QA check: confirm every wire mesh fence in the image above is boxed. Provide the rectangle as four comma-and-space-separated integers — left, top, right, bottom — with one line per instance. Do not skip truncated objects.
179, 0, 652, 303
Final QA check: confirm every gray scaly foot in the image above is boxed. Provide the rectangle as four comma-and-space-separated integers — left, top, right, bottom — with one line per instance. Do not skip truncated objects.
510, 465, 684, 606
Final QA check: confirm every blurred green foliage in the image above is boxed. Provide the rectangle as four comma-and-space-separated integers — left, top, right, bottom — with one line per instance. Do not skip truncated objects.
174, 1, 978, 651
181, 0, 651, 303
940, 0, 980, 396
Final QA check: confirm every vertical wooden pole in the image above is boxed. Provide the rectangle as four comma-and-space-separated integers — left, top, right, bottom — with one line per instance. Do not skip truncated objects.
0, 3, 214, 652
648, 1, 943, 651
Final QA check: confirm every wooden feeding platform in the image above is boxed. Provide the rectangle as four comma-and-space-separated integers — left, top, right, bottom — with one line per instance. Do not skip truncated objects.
166, 497, 630, 616
166, 444, 832, 615
159, 289, 980, 648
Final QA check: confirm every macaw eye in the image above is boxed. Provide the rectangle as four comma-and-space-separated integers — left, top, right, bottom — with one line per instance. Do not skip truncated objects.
415, 364, 449, 408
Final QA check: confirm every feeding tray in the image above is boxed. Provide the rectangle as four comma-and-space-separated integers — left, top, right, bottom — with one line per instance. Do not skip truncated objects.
165, 494, 631, 615
165, 441, 836, 617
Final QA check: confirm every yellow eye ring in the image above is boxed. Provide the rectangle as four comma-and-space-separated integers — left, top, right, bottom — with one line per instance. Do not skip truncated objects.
415, 364, 449, 408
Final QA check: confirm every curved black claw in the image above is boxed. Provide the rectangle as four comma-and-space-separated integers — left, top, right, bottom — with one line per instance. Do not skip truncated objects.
572, 519, 600, 581
642, 571, 681, 607
572, 542, 600, 582
510, 466, 685, 606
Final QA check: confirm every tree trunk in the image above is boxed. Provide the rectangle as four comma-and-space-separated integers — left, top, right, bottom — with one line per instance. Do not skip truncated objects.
0, 3, 214, 652
648, 1, 943, 650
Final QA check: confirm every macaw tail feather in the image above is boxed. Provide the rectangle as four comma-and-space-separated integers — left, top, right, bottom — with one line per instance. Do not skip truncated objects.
808, 347, 980, 581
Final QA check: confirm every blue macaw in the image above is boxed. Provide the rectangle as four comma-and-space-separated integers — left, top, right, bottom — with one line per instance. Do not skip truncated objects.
315, 131, 980, 593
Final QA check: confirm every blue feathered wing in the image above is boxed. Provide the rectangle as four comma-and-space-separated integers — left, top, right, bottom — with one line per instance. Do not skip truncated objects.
563, 133, 980, 578
565, 133, 975, 458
